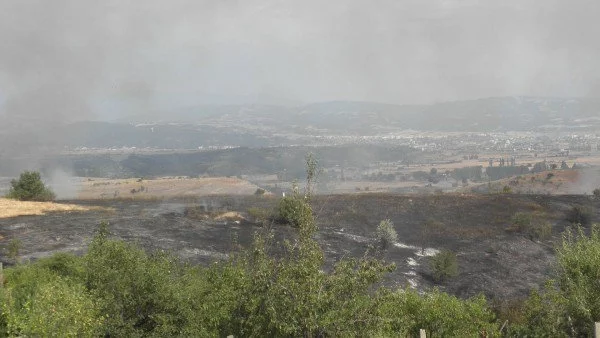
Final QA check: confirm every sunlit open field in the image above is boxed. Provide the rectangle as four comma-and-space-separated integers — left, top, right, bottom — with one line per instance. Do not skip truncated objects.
0, 198, 102, 219
77, 177, 264, 200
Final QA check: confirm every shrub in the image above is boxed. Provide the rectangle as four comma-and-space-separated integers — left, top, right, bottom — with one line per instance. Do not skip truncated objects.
509, 212, 552, 240
254, 188, 265, 196
513, 226, 600, 336
6, 171, 55, 201
554, 226, 600, 335
7, 239, 22, 263
593, 188, 600, 199
376, 219, 398, 249
430, 250, 458, 282
529, 221, 552, 240
377, 289, 499, 337
247, 207, 270, 223
1, 267, 102, 337
510, 212, 532, 232
277, 196, 313, 228
566, 205, 593, 226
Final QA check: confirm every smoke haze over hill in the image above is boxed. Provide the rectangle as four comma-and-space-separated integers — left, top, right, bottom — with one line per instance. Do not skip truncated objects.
1, 1, 599, 116
0, 0, 599, 162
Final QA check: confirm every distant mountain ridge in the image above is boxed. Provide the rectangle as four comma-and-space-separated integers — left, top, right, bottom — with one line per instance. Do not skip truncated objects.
3, 96, 599, 152
119, 96, 600, 133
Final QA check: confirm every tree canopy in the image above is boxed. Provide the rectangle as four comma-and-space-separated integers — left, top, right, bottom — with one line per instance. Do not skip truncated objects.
6, 171, 55, 202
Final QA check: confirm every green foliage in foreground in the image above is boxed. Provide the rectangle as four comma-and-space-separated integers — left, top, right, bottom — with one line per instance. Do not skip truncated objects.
6, 171, 55, 202
0, 221, 499, 337
509, 225, 600, 337
2, 221, 600, 336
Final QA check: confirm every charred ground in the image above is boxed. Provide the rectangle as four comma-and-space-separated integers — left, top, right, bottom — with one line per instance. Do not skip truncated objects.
0, 193, 598, 302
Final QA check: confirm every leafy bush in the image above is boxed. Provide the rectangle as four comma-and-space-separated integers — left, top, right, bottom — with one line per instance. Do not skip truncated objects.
277, 196, 313, 228
0, 264, 102, 336
529, 221, 552, 240
376, 219, 397, 249
6, 171, 55, 201
247, 207, 271, 223
6, 239, 22, 263
510, 212, 552, 240
510, 212, 532, 232
430, 250, 458, 282
593, 188, 600, 199
566, 205, 593, 226
254, 188, 265, 196
512, 225, 600, 336
377, 289, 498, 337
554, 225, 600, 335
84, 234, 196, 336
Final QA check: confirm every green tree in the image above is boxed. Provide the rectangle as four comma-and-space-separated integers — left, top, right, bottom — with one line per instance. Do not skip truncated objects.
6, 171, 55, 201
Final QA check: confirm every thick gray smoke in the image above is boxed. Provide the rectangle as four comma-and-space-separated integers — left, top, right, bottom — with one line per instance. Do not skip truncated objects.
1, 0, 599, 161
0, 1, 166, 173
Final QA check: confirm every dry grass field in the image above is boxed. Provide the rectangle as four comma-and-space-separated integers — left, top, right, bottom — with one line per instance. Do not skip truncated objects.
0, 198, 102, 219
472, 168, 600, 195
77, 177, 264, 200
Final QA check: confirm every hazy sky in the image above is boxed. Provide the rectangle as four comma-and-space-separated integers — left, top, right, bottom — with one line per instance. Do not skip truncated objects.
1, 0, 599, 122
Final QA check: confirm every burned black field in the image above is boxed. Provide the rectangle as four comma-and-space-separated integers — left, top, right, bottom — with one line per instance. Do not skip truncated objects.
1, 193, 598, 302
